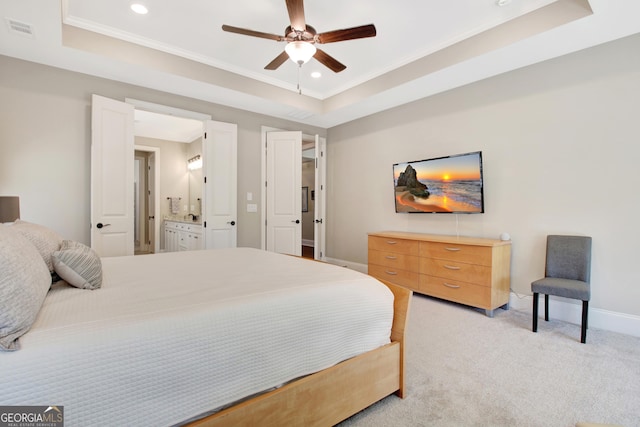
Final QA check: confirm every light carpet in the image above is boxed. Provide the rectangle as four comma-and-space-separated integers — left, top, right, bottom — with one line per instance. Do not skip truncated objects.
339, 294, 640, 427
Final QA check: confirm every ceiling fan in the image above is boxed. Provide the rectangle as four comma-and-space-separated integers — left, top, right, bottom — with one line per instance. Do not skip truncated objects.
221, 0, 376, 73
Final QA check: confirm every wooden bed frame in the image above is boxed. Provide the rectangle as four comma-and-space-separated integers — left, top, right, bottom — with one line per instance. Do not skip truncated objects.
188, 282, 412, 427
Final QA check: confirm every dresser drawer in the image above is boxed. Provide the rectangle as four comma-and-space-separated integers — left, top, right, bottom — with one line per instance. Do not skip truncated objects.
368, 264, 419, 289
421, 258, 491, 286
420, 241, 492, 266
368, 249, 420, 271
420, 275, 491, 308
369, 236, 419, 255
369, 231, 511, 317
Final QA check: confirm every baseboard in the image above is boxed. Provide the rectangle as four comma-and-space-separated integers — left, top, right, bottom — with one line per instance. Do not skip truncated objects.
324, 257, 368, 273
327, 257, 640, 338
509, 293, 640, 338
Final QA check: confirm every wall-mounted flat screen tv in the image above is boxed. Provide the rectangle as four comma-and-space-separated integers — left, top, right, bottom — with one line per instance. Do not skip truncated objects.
393, 151, 484, 214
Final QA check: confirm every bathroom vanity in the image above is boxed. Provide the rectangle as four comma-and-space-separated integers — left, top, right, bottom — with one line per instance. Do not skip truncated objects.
164, 219, 203, 252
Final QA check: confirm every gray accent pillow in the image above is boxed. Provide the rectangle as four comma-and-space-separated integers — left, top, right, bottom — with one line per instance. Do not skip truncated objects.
52, 241, 102, 290
11, 220, 63, 272
0, 225, 52, 351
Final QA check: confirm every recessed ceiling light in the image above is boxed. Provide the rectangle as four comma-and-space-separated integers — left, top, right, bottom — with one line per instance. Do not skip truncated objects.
311, 71, 322, 79
130, 3, 148, 14
496, 0, 512, 6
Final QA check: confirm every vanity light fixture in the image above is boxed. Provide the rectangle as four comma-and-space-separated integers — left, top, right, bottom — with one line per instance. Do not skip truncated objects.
187, 155, 202, 171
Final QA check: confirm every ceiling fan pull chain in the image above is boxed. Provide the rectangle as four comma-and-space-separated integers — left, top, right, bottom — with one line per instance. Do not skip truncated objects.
297, 64, 302, 95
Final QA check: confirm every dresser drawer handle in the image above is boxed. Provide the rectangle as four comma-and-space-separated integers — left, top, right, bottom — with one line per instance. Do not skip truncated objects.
445, 247, 461, 252
385, 255, 397, 260
444, 265, 461, 270
386, 240, 398, 245
443, 282, 460, 289
385, 270, 398, 276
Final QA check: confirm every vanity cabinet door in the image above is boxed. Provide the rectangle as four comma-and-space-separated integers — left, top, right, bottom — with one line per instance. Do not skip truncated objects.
164, 221, 180, 252
165, 221, 202, 252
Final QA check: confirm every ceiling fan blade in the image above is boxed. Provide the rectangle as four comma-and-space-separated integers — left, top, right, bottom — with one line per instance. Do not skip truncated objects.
286, 0, 306, 32
313, 48, 346, 73
222, 25, 283, 41
265, 51, 290, 70
317, 24, 377, 44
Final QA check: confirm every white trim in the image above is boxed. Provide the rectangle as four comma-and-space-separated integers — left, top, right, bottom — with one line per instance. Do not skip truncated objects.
328, 256, 640, 338
324, 257, 368, 274
510, 293, 640, 338
134, 145, 160, 254
302, 239, 314, 248
125, 98, 212, 121
260, 126, 325, 254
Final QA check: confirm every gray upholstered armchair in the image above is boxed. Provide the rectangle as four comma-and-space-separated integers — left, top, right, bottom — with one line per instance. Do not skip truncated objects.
531, 235, 592, 343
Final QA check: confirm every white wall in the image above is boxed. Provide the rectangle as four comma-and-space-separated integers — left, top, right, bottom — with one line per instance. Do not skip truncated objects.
0, 55, 325, 249
326, 33, 640, 319
1, 33, 639, 329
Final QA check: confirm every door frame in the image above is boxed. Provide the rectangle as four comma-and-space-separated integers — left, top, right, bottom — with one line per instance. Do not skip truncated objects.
134, 145, 160, 253
126, 98, 211, 252
260, 126, 327, 260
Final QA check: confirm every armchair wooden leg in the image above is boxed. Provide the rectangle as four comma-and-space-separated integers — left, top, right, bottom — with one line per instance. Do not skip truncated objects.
581, 300, 589, 344
532, 292, 539, 332
544, 294, 549, 321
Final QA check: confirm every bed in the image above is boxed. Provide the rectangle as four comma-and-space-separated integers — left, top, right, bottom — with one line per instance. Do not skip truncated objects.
0, 222, 411, 427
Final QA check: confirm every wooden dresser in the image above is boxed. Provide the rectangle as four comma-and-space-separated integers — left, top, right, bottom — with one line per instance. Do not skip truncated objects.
368, 231, 511, 317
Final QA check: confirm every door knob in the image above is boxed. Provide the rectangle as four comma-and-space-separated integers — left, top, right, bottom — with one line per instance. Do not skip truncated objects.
227, 220, 236, 226
96, 223, 111, 229
315, 219, 323, 224
292, 219, 300, 224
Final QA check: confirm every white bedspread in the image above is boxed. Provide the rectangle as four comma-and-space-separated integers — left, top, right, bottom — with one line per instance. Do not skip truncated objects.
0, 248, 393, 426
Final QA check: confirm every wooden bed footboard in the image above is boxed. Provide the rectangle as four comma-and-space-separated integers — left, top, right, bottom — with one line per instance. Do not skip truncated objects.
189, 282, 412, 427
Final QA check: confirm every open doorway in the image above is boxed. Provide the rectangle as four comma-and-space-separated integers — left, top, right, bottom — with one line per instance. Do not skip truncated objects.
134, 151, 150, 254
301, 140, 316, 259
131, 107, 205, 254
134, 146, 159, 254
261, 127, 326, 261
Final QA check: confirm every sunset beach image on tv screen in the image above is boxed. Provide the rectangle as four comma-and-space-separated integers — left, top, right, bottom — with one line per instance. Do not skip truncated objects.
393, 151, 484, 213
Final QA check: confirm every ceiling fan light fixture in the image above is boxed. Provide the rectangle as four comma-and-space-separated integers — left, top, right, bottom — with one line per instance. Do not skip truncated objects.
285, 41, 316, 65
130, 3, 148, 14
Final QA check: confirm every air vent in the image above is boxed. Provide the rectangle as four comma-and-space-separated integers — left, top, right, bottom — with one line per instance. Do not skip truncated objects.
6, 18, 34, 38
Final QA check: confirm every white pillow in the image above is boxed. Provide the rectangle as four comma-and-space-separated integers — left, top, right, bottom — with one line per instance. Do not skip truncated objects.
52, 241, 102, 290
11, 220, 63, 272
0, 225, 52, 351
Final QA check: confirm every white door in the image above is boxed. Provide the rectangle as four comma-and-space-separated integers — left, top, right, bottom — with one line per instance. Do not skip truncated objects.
91, 94, 134, 257
266, 131, 302, 256
203, 120, 237, 249
313, 136, 327, 261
